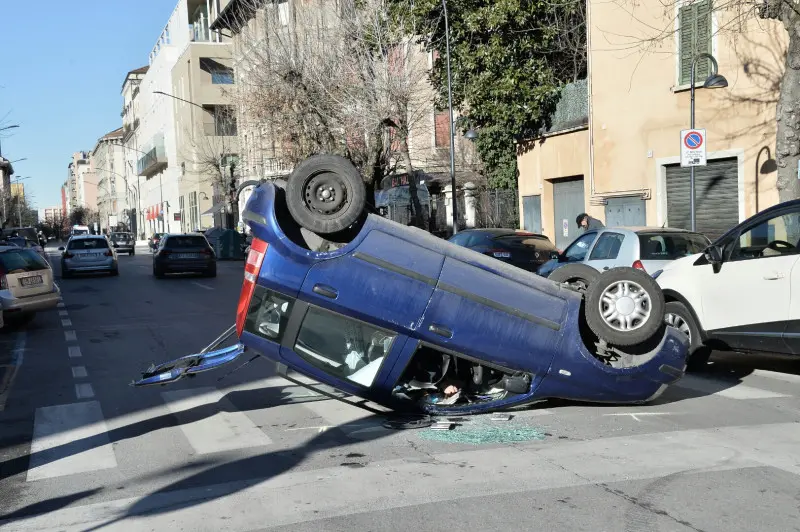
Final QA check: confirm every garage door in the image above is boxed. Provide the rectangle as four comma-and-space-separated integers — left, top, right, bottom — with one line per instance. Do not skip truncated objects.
665, 158, 739, 241
552, 177, 585, 249
605, 196, 646, 228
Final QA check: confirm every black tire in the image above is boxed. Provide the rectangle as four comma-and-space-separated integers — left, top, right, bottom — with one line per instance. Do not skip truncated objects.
285, 154, 366, 234
110, 268, 119, 276
665, 301, 711, 371
548, 263, 600, 294
204, 266, 217, 278
61, 266, 71, 279
585, 267, 666, 347
130, 250, 135, 256
153, 265, 165, 279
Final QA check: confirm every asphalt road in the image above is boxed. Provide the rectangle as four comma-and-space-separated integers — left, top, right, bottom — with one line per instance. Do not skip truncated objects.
2, 242, 800, 531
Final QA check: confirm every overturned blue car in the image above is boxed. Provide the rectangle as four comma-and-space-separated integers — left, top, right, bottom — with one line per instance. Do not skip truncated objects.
134, 155, 688, 415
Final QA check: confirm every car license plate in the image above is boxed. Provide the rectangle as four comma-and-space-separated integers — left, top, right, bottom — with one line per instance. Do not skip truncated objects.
175, 253, 199, 259
20, 275, 43, 287
82, 253, 99, 259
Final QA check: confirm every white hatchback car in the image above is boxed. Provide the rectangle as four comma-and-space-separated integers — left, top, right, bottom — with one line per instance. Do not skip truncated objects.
654, 200, 800, 369
0, 244, 61, 321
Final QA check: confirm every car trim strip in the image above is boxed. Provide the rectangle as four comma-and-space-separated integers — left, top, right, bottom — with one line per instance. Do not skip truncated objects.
353, 251, 561, 331
352, 252, 438, 286
437, 282, 561, 331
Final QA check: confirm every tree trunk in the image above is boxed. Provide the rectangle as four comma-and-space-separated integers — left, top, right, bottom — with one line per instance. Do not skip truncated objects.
776, 16, 800, 202
398, 134, 426, 228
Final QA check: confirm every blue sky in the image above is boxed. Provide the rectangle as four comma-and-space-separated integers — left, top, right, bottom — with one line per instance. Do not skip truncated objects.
0, 1, 175, 210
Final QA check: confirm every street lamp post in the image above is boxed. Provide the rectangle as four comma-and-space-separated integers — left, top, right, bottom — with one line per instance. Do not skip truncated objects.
689, 53, 728, 231
441, 0, 458, 235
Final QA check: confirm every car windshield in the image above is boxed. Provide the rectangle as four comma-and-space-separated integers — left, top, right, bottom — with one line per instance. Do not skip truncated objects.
0, 248, 49, 273
110, 233, 132, 241
68, 238, 109, 250
494, 234, 556, 250
638, 232, 709, 260
165, 236, 207, 248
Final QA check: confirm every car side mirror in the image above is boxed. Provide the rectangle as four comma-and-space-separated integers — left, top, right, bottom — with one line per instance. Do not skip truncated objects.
704, 245, 723, 264
58, 246, 65, 251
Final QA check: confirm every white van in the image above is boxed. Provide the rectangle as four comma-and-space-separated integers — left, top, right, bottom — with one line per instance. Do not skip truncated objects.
71, 225, 90, 236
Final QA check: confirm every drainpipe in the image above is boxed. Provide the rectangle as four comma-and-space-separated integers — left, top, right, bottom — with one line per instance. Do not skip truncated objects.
586, 0, 596, 202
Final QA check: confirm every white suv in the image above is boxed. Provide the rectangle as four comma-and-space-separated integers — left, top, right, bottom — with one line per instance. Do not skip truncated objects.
654, 200, 800, 370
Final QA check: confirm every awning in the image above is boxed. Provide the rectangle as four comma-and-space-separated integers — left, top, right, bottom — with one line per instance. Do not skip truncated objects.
202, 203, 226, 216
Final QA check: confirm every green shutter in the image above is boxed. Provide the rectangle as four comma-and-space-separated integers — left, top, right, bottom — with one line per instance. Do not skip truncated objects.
678, 0, 712, 85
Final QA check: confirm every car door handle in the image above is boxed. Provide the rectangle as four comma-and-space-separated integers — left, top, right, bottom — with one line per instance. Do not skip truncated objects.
312, 284, 338, 299
428, 324, 453, 339
764, 272, 785, 280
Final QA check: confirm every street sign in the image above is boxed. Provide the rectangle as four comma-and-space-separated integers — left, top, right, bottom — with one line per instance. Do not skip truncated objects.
680, 129, 706, 167
562, 219, 569, 237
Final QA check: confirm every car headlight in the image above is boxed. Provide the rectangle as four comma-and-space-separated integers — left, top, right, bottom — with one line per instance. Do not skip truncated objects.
651, 269, 663, 279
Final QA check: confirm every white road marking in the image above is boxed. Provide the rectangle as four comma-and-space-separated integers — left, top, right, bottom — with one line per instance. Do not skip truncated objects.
0, 332, 26, 412
753, 369, 800, 385
604, 412, 678, 422
75, 383, 95, 399
71, 366, 88, 378
161, 387, 272, 454
61, 319, 72, 327
58, 310, 69, 317
68, 346, 82, 358
57, 302, 65, 309
674, 374, 790, 399
64, 331, 77, 342
191, 281, 214, 291
9, 421, 800, 530
25, 401, 117, 482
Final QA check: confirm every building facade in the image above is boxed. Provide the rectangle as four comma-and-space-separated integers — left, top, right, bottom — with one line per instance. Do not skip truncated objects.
65, 152, 97, 215
517, 0, 786, 249
90, 127, 128, 232
122, 66, 149, 238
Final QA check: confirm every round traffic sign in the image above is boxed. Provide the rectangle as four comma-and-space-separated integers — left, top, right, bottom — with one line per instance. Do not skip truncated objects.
684, 131, 703, 149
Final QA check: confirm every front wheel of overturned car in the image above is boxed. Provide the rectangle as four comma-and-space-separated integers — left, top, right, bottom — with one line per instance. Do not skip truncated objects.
665, 301, 711, 371
548, 263, 600, 294
585, 267, 666, 347
285, 154, 366, 235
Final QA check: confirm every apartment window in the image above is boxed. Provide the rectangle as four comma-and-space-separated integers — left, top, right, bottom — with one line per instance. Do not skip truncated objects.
434, 110, 450, 148
678, 0, 712, 86
203, 105, 238, 136
179, 195, 185, 232
200, 58, 234, 84
189, 191, 199, 231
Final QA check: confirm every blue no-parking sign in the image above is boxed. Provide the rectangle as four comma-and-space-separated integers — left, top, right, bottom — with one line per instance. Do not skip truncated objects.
680, 129, 706, 167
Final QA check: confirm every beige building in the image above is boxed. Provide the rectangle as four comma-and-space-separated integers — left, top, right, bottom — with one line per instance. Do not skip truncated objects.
66, 152, 97, 214
122, 66, 148, 238
10, 182, 23, 199
90, 127, 128, 232
518, 0, 785, 249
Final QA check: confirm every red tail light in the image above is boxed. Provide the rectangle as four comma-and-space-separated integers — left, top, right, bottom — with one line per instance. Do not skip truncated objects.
63, 252, 74, 259
485, 248, 512, 259
104, 249, 113, 257
202, 248, 213, 255
632, 260, 646, 272
236, 238, 269, 337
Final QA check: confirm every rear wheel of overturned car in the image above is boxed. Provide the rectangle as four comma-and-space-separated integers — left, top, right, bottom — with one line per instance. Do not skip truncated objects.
548, 263, 600, 294
665, 301, 711, 371
585, 267, 666, 347
285, 154, 366, 235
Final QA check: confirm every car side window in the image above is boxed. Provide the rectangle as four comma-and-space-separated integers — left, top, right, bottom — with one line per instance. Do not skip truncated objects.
589, 232, 625, 261
730, 210, 800, 262
449, 233, 470, 246
294, 307, 398, 387
563, 232, 598, 262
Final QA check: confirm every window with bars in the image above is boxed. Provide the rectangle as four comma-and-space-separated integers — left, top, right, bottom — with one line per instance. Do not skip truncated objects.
678, 0, 712, 86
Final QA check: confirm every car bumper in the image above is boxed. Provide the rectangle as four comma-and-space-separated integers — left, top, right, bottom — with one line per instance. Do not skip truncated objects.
63, 258, 117, 271
1, 285, 61, 313
113, 245, 134, 252
156, 259, 215, 271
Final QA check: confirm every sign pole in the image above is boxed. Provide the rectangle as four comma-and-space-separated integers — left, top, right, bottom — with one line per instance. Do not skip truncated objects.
689, 64, 696, 231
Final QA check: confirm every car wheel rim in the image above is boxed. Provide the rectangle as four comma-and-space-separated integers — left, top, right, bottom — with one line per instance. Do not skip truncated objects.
303, 172, 347, 217
599, 280, 652, 332
665, 312, 691, 343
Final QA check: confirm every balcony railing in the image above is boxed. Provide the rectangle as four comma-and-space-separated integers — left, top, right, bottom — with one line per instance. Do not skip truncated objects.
137, 137, 168, 177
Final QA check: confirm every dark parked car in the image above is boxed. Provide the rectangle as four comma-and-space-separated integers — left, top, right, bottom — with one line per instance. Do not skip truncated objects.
448, 228, 559, 272
110, 231, 135, 256
134, 155, 687, 415
152, 233, 216, 278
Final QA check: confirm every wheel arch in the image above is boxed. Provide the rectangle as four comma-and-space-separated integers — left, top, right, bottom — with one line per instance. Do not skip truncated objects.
661, 289, 710, 343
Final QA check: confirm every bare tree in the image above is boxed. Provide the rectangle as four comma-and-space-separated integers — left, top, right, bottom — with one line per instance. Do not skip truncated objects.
227, 0, 438, 225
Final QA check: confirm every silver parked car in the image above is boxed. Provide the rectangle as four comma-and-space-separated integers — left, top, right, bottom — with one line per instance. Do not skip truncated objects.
0, 244, 61, 321
538, 226, 710, 290
59, 235, 119, 278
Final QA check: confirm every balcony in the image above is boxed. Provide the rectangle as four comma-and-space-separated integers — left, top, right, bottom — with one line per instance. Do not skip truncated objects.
137, 136, 168, 177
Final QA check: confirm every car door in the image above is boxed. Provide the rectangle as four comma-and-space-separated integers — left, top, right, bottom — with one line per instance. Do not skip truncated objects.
586, 231, 628, 272
701, 207, 800, 353
283, 229, 444, 397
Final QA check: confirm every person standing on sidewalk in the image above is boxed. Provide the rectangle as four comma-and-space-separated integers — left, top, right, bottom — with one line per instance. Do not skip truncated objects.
576, 213, 604, 233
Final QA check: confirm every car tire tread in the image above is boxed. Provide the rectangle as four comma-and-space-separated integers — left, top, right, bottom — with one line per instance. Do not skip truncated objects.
547, 263, 600, 293
665, 300, 711, 371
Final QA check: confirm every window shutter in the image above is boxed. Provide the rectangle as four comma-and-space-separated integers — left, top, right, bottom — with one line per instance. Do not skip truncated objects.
678, 0, 712, 85
434, 111, 450, 148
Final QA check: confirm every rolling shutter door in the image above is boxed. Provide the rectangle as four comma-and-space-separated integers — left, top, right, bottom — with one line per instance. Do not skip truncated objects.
665, 157, 738, 241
